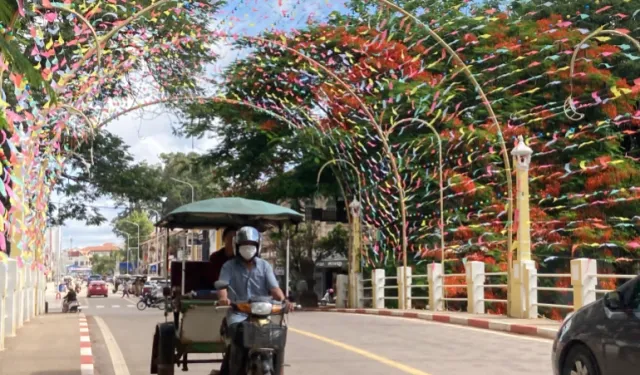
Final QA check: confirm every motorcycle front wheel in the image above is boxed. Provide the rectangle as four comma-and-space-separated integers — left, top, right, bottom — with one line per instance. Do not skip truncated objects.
137, 300, 148, 311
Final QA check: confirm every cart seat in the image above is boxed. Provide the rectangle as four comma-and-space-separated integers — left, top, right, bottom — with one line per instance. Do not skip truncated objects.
179, 300, 230, 344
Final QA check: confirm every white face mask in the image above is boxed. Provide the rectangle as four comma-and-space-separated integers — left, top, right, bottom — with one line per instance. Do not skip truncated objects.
238, 245, 257, 261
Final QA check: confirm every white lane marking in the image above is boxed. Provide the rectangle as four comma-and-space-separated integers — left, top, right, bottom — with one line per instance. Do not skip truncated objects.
336, 313, 554, 344
97, 306, 105, 309
81, 336, 90, 343
80, 328, 89, 333
126, 305, 135, 308
94, 316, 132, 375
81, 347, 93, 356
112, 305, 120, 308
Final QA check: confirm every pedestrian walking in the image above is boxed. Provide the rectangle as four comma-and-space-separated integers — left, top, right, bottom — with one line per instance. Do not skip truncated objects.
122, 280, 130, 298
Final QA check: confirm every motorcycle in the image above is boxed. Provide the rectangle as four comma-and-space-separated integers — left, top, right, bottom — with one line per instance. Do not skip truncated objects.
63, 300, 80, 313
320, 289, 334, 306
215, 280, 289, 375
137, 292, 166, 311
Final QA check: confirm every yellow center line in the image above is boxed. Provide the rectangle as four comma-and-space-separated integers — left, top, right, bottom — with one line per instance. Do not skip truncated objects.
289, 327, 433, 375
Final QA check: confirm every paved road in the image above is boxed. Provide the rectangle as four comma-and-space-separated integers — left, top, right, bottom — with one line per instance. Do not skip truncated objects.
85, 293, 553, 375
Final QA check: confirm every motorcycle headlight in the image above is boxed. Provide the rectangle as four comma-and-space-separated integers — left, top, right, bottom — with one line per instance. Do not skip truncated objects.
250, 301, 273, 316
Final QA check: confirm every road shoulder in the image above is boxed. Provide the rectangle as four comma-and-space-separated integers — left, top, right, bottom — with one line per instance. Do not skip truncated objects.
303, 307, 560, 340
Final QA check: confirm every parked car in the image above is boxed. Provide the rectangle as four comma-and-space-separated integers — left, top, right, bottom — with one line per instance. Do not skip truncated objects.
87, 274, 102, 286
552, 274, 640, 375
87, 280, 108, 298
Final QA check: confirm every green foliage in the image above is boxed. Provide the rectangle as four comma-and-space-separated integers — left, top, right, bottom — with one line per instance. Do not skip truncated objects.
112, 210, 154, 263
91, 253, 117, 276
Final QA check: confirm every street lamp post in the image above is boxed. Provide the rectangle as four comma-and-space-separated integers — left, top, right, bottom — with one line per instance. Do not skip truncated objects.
147, 209, 161, 273
122, 220, 140, 272
121, 232, 131, 274
170, 178, 196, 260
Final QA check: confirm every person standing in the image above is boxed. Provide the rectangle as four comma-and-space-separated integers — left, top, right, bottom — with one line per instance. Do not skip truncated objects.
122, 280, 130, 298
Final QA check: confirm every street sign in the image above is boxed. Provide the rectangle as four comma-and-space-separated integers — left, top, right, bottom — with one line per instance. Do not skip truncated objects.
275, 266, 285, 276
315, 260, 347, 268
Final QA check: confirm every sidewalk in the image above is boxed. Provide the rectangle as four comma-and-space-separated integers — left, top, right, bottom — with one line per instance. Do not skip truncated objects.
0, 313, 82, 375
306, 307, 562, 339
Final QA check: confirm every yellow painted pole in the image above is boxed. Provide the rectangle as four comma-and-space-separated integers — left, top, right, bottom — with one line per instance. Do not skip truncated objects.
509, 135, 533, 317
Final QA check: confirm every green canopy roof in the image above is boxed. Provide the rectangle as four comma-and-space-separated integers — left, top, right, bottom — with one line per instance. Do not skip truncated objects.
156, 197, 304, 230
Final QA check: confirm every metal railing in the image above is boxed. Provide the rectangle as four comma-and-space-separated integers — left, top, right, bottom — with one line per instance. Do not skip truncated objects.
336, 260, 638, 318
481, 271, 508, 305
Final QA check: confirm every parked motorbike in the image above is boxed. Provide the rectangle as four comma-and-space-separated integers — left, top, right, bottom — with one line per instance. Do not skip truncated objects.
63, 300, 80, 313
320, 288, 334, 306
137, 293, 165, 311
215, 280, 289, 375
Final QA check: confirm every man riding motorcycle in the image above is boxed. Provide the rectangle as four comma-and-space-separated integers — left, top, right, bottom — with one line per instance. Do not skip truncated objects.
62, 288, 78, 313
215, 226, 292, 375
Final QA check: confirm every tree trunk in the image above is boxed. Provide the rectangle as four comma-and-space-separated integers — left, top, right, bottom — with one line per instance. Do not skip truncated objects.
298, 257, 318, 307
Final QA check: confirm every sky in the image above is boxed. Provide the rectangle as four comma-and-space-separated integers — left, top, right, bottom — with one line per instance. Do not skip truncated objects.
57, 0, 351, 249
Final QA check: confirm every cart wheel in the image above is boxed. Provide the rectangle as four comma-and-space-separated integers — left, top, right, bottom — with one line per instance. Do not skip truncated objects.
150, 329, 159, 374
156, 323, 175, 375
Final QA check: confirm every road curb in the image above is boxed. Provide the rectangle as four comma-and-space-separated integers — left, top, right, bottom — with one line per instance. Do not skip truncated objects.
302, 307, 559, 340
79, 313, 94, 375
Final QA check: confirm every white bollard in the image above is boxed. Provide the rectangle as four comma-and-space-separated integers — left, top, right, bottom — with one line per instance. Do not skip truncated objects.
5, 259, 17, 337
335, 274, 349, 308
0, 263, 7, 350
465, 261, 485, 314
372, 269, 385, 309
23, 267, 32, 323
397, 266, 412, 310
571, 258, 597, 311
39, 271, 46, 315
524, 264, 538, 319
428, 263, 444, 311
16, 266, 24, 329
356, 273, 365, 308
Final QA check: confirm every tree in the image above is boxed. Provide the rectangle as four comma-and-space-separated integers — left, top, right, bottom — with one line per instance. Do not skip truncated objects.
157, 152, 221, 214
112, 210, 154, 265
91, 253, 117, 276
267, 222, 349, 305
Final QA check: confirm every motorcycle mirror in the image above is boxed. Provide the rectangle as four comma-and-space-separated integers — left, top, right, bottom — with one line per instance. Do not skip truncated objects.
214, 280, 229, 290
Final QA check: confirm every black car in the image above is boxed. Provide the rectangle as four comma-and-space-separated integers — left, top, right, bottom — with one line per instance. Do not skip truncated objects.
552, 275, 640, 375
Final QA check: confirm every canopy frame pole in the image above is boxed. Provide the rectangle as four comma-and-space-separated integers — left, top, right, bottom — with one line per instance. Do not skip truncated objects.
181, 230, 186, 296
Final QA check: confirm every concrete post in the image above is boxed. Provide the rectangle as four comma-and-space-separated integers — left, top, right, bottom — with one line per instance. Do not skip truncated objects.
36, 271, 44, 316
16, 266, 24, 329
511, 260, 536, 318
355, 273, 364, 308
5, 259, 16, 337
524, 264, 538, 318
335, 274, 349, 308
571, 258, 597, 310
465, 261, 485, 314
0, 262, 7, 350
428, 263, 444, 311
397, 266, 412, 310
24, 267, 32, 322
371, 269, 385, 309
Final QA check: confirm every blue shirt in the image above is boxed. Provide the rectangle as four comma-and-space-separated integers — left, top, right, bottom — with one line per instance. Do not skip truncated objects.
219, 257, 280, 324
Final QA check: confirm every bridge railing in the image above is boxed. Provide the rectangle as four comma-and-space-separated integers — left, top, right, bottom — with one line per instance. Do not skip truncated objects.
336, 258, 638, 319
